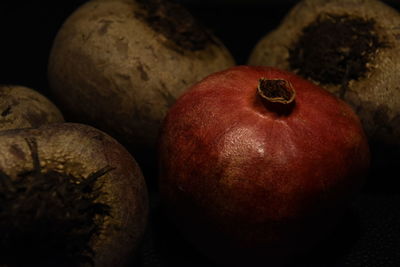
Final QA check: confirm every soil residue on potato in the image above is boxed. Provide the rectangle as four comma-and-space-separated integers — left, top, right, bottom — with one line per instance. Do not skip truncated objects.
135, 0, 215, 51
1, 105, 12, 117
289, 14, 387, 90
0, 138, 114, 266
23, 111, 50, 128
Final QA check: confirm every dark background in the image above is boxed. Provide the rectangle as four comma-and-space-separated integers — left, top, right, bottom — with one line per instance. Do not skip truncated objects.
0, 0, 399, 266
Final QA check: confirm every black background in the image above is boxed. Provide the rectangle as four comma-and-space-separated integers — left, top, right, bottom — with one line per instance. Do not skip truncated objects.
0, 0, 400, 266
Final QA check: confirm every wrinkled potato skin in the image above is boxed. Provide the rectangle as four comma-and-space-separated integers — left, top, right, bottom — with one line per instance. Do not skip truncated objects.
0, 85, 64, 131
0, 123, 148, 266
48, 0, 235, 154
248, 0, 400, 145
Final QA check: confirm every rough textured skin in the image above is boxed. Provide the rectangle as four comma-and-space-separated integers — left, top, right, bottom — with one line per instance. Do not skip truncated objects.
248, 0, 400, 146
158, 66, 370, 265
0, 85, 64, 131
0, 123, 148, 267
48, 0, 235, 157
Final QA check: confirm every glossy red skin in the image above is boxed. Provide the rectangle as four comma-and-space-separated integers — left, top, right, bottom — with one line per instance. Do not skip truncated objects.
158, 66, 370, 264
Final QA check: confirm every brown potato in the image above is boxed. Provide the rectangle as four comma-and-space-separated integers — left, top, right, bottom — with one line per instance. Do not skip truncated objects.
48, 0, 235, 162
0, 123, 148, 266
248, 0, 400, 147
0, 85, 64, 131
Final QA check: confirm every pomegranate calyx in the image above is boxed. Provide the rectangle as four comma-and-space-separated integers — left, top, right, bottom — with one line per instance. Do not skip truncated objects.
257, 78, 296, 104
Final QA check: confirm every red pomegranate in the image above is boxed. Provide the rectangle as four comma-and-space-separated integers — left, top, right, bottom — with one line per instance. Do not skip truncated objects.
158, 66, 370, 265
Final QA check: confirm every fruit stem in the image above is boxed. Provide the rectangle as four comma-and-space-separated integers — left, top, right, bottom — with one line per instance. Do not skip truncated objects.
257, 78, 296, 104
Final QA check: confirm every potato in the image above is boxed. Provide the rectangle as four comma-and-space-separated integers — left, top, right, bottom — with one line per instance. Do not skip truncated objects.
48, 0, 235, 164
0, 85, 64, 131
0, 123, 148, 266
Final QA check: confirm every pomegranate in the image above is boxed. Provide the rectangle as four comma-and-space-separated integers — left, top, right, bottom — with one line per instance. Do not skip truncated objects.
158, 66, 370, 265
